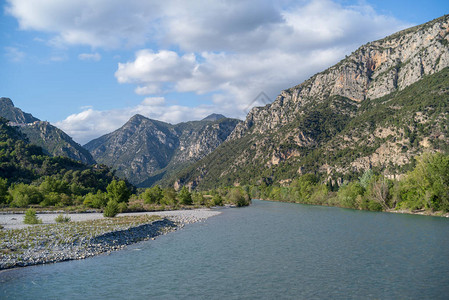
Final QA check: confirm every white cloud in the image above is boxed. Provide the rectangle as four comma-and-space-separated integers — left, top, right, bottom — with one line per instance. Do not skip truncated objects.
54, 98, 217, 144
78, 52, 101, 61
6, 0, 162, 48
9, 0, 412, 141
115, 50, 197, 94
111, 0, 409, 115
4, 47, 25, 62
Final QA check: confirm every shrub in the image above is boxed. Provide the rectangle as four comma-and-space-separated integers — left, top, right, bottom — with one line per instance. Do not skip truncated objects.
178, 186, 193, 205
143, 185, 163, 204
103, 200, 119, 217
55, 214, 71, 223
23, 208, 42, 224
337, 182, 364, 209
9, 184, 43, 208
128, 203, 144, 212
118, 201, 128, 213
212, 194, 223, 206
227, 189, 250, 207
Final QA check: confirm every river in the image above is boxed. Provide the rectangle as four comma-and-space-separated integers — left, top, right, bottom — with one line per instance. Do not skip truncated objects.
1, 200, 449, 299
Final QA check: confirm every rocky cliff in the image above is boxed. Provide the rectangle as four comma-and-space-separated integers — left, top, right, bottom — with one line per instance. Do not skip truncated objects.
84, 114, 240, 186
173, 15, 449, 189
0, 97, 95, 165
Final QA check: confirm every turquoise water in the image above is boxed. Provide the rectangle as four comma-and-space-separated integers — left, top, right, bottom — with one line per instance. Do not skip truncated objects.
1, 200, 449, 299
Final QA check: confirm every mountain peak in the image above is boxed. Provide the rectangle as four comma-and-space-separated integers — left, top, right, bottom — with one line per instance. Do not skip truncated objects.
0, 97, 95, 164
0, 97, 14, 107
202, 114, 226, 121
128, 114, 149, 122
0, 97, 39, 124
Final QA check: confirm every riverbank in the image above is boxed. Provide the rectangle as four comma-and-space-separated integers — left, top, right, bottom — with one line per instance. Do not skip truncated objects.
259, 198, 449, 218
0, 209, 221, 270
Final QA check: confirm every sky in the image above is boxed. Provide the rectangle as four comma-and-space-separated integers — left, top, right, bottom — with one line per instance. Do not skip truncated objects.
1, 0, 448, 144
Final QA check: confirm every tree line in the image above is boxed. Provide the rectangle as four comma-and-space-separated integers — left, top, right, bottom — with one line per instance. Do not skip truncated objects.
251, 152, 449, 213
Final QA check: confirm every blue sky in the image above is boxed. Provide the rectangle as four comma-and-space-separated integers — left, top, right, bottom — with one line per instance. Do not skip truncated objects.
1, 0, 448, 144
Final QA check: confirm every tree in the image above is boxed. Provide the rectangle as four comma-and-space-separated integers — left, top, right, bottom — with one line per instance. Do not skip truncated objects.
398, 152, 449, 211
337, 182, 364, 209
162, 188, 177, 206
359, 169, 374, 189
143, 185, 163, 204
227, 188, 250, 207
292, 174, 319, 203
9, 183, 43, 207
106, 180, 131, 203
39, 176, 69, 195
366, 176, 391, 210
103, 200, 119, 217
0, 178, 8, 204
178, 186, 193, 205
84, 191, 108, 208
212, 194, 223, 206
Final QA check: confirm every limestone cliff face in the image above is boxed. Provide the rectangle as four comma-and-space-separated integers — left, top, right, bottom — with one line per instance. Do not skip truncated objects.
230, 15, 449, 140
173, 15, 449, 189
0, 97, 95, 165
84, 114, 240, 186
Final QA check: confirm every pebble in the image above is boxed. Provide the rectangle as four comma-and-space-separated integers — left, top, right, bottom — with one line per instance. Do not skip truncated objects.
0, 210, 221, 270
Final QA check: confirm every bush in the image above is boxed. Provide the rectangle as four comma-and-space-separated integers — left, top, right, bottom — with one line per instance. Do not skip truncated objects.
337, 182, 364, 209
83, 191, 108, 208
143, 185, 163, 204
9, 184, 43, 208
212, 194, 223, 206
178, 186, 193, 205
227, 189, 250, 207
55, 214, 71, 223
128, 203, 144, 212
118, 201, 128, 213
103, 200, 119, 217
23, 208, 42, 224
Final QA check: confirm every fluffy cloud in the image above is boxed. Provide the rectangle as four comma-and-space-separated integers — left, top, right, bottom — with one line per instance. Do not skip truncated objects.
112, 0, 408, 114
55, 97, 216, 144
115, 50, 197, 93
5, 0, 162, 48
7, 0, 411, 141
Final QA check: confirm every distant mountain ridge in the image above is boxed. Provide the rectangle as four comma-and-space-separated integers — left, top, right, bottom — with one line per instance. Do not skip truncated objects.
202, 114, 226, 121
84, 114, 240, 186
0, 97, 96, 165
171, 15, 449, 189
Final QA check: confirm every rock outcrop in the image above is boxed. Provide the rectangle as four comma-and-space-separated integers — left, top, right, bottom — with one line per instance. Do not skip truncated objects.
173, 15, 449, 189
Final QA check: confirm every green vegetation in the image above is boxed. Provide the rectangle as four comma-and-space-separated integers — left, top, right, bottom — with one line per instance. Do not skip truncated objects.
0, 118, 135, 211
170, 67, 449, 190
54, 214, 71, 223
103, 200, 120, 218
23, 208, 42, 224
252, 152, 449, 214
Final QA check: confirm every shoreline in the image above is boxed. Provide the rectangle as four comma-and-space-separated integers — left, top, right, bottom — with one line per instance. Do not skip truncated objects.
0, 209, 221, 270
258, 199, 449, 218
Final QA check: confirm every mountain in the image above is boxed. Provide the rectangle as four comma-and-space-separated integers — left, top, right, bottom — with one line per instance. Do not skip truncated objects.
202, 114, 226, 121
0, 97, 39, 124
84, 114, 240, 186
0, 97, 96, 165
172, 15, 449, 189
0, 117, 122, 194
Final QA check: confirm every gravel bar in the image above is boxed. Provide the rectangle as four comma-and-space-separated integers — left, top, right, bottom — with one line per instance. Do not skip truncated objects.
0, 209, 221, 270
